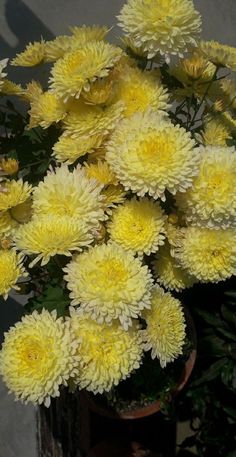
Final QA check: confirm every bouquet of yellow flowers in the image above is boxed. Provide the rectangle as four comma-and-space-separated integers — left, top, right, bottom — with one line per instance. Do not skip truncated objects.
0, 0, 235, 412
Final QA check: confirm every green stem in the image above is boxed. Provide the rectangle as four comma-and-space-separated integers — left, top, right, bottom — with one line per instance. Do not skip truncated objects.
190, 66, 219, 128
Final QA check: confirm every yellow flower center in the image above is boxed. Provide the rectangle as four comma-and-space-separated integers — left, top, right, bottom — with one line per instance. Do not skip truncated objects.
17, 336, 54, 376
88, 258, 129, 290
139, 133, 175, 166
122, 85, 149, 116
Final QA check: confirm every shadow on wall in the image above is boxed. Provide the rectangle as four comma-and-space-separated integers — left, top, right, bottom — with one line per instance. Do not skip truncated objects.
0, 5, 52, 337
0, 0, 54, 59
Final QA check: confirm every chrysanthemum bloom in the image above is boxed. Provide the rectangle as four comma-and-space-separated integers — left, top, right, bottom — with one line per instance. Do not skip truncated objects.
32, 165, 105, 228
0, 80, 24, 96
106, 110, 199, 201
110, 65, 169, 118
49, 41, 123, 101
107, 198, 166, 255
0, 158, 19, 176
0, 211, 17, 238
82, 76, 114, 105
176, 146, 236, 228
84, 161, 119, 187
69, 312, 143, 394
0, 310, 79, 406
64, 243, 153, 329
63, 100, 123, 139
172, 227, 236, 282
102, 185, 127, 212
52, 132, 103, 164
199, 40, 236, 71
11, 41, 45, 66
219, 79, 236, 111
23, 80, 43, 103
201, 117, 232, 147
122, 36, 149, 58
70, 25, 110, 41
0, 180, 32, 212
14, 215, 94, 267
170, 55, 220, 101
118, 0, 202, 61
153, 243, 195, 292
28, 92, 67, 129
0, 58, 8, 88
44, 26, 109, 62
0, 250, 27, 299
142, 285, 186, 368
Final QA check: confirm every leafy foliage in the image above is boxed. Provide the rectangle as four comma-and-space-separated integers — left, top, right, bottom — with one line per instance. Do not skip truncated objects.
177, 279, 236, 457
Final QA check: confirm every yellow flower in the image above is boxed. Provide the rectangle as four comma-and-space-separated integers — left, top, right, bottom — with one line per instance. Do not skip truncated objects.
32, 165, 105, 228
52, 132, 103, 164
84, 161, 118, 186
14, 215, 93, 267
82, 77, 114, 105
63, 100, 123, 139
0, 58, 8, 88
23, 80, 43, 103
106, 110, 199, 200
49, 41, 123, 101
107, 197, 166, 255
170, 54, 219, 101
101, 184, 127, 211
70, 25, 110, 42
199, 40, 236, 71
110, 65, 169, 117
219, 79, 236, 111
142, 285, 186, 367
0, 158, 19, 175
44, 27, 109, 62
0, 211, 17, 239
122, 36, 149, 58
0, 211, 17, 238
118, 0, 202, 61
64, 243, 153, 329
86, 145, 107, 163
172, 227, 236, 282
11, 41, 45, 66
0, 180, 32, 212
202, 117, 232, 147
153, 243, 196, 291
28, 92, 67, 129
0, 250, 27, 299
1, 80, 24, 96
0, 310, 78, 406
69, 312, 143, 394
44, 35, 75, 62
176, 146, 236, 228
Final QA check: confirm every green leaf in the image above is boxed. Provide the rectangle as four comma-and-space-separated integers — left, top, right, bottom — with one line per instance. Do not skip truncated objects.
217, 326, 236, 342
191, 358, 227, 387
194, 308, 223, 327
225, 291, 236, 300
200, 335, 226, 357
221, 360, 234, 388
25, 284, 70, 317
222, 304, 236, 331
223, 406, 236, 422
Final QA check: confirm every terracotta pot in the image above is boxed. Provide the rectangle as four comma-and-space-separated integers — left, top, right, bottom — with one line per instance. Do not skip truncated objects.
83, 308, 197, 420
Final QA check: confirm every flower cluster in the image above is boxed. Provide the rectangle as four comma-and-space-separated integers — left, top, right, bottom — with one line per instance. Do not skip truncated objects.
0, 0, 235, 407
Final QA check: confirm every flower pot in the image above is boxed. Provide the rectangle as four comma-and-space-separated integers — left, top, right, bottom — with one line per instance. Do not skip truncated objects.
82, 308, 196, 420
